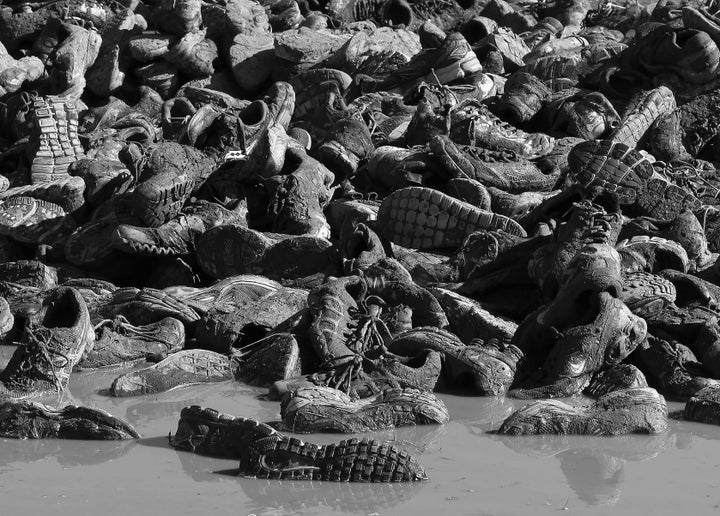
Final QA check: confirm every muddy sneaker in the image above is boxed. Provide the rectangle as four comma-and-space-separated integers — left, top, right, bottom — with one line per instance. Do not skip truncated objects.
494, 71, 552, 125
27, 95, 85, 185
109, 349, 233, 397
317, 117, 374, 179
130, 142, 217, 227
0, 196, 76, 246
113, 201, 244, 256
77, 316, 185, 370
630, 334, 720, 401
430, 135, 557, 193
196, 225, 340, 280
202, 82, 295, 159
374, 33, 482, 96
0, 400, 141, 439
264, 147, 335, 238
637, 26, 720, 84
280, 386, 449, 433
170, 405, 428, 481
0, 286, 94, 397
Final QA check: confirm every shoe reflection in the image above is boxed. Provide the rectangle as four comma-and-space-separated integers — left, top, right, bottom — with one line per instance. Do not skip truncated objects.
495, 432, 675, 505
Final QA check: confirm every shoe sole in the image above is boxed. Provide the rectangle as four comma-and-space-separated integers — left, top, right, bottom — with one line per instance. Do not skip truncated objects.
30, 96, 85, 185
377, 187, 526, 250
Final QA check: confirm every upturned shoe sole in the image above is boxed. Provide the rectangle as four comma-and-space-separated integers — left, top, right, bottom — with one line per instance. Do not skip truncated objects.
377, 187, 526, 250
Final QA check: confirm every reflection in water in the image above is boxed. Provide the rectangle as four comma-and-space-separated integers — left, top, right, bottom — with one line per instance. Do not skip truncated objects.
0, 439, 135, 473
456, 396, 519, 436
234, 475, 425, 515
494, 432, 676, 506
125, 398, 203, 428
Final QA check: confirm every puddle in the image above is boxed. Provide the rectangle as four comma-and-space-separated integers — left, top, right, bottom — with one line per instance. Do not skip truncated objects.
2, 349, 720, 515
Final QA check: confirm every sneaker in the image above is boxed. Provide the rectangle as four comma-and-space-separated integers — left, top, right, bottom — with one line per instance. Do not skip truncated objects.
77, 316, 185, 370
0, 286, 94, 397
0, 196, 76, 246
109, 349, 232, 397
375, 33, 482, 96
376, 186, 527, 250
620, 271, 677, 318
235, 333, 301, 386
511, 292, 646, 399
365, 146, 435, 194
196, 225, 341, 280
567, 139, 655, 205
493, 71, 552, 125
264, 147, 335, 238
684, 384, 720, 424
0, 400, 140, 439
131, 142, 217, 227
317, 117, 374, 179
164, 30, 218, 79
113, 201, 243, 256
430, 135, 558, 192
0, 176, 85, 215
280, 386, 449, 433
69, 158, 133, 209
637, 26, 720, 84
170, 405, 428, 481
201, 82, 295, 158
610, 85, 675, 149
27, 95, 85, 185
162, 97, 197, 140
631, 334, 720, 400
585, 363, 649, 398
45, 20, 102, 97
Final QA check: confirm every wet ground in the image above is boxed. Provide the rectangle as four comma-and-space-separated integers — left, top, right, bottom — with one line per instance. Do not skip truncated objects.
3, 345, 720, 516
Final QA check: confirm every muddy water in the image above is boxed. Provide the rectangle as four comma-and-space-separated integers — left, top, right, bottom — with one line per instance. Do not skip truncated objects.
3, 343, 720, 516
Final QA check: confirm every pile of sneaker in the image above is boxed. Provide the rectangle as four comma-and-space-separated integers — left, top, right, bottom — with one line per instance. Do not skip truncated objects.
2, 0, 720, 457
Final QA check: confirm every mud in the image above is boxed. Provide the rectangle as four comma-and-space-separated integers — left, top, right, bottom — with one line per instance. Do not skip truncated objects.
1, 345, 719, 515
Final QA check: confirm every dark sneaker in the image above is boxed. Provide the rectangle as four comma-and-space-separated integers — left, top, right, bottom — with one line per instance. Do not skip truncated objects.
0, 286, 94, 397
130, 142, 217, 227
113, 201, 244, 256
77, 316, 185, 370
430, 135, 557, 192
637, 26, 720, 84
264, 147, 335, 238
202, 81, 295, 159
170, 405, 428, 481
631, 334, 720, 401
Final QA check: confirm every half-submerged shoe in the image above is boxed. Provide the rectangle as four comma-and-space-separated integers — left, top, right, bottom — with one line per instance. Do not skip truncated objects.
109, 349, 233, 397
170, 405, 428, 481
0, 287, 94, 397
0, 401, 140, 439
280, 386, 449, 433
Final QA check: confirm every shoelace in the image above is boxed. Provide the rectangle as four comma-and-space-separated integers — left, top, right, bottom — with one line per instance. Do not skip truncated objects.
8, 326, 69, 392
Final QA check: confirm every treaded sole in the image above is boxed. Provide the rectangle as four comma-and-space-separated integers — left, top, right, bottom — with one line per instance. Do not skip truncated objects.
377, 187, 526, 250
